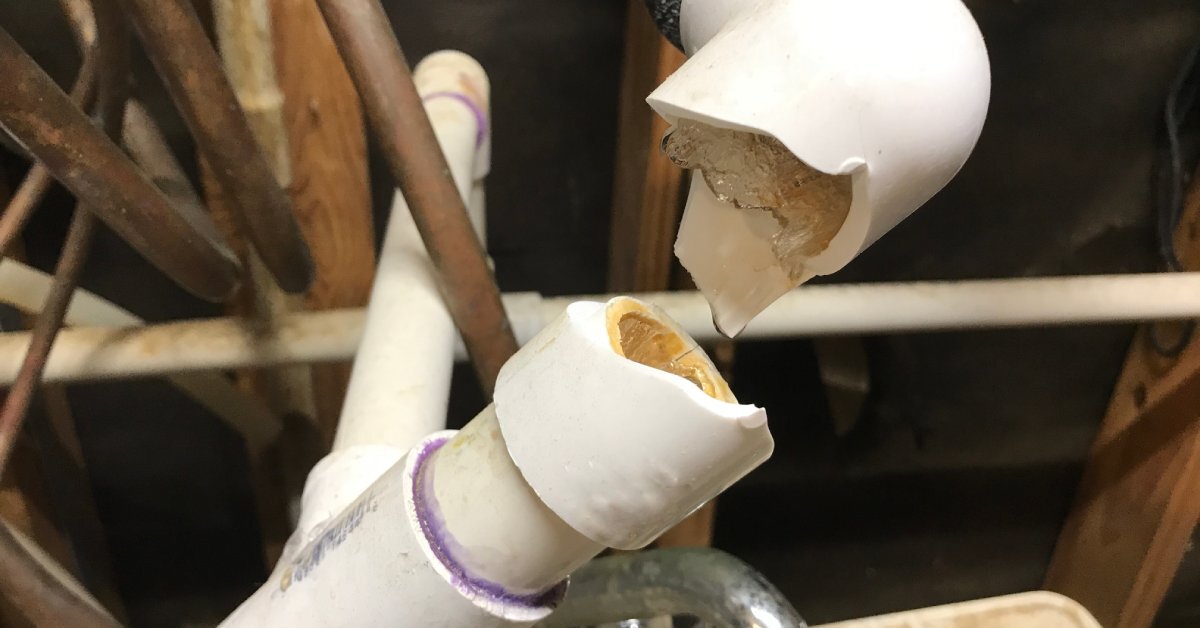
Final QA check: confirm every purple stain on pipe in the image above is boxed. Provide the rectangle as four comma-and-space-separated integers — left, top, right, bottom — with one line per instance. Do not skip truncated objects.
421, 91, 489, 148
411, 436, 567, 610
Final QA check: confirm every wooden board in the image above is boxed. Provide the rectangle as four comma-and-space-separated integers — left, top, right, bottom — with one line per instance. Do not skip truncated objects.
26, 387, 126, 620
1044, 168, 1200, 627
201, 0, 375, 565
0, 233, 124, 622
271, 0, 375, 447
606, 0, 686, 294
605, 1, 719, 549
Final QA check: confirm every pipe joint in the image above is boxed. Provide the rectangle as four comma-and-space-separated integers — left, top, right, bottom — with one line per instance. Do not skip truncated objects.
495, 297, 773, 549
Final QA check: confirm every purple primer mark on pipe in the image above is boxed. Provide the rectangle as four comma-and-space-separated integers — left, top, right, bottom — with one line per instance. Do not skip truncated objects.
421, 91, 488, 148
411, 436, 567, 609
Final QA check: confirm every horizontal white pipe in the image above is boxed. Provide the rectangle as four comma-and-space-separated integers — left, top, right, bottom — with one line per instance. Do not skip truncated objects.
0, 259, 280, 449
571, 272, 1200, 338
1, 272, 1199, 386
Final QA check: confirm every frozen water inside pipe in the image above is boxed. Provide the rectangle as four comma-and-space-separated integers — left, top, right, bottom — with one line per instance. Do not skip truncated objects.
663, 119, 853, 336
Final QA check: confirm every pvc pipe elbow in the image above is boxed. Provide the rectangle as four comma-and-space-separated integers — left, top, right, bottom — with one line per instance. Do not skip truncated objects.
413, 50, 491, 192
648, 0, 991, 334
495, 296, 773, 549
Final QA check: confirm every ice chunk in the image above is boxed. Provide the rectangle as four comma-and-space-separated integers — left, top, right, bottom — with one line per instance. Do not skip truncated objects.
662, 119, 852, 281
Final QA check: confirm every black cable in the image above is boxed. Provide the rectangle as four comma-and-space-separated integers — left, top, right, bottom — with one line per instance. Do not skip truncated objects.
1150, 41, 1200, 357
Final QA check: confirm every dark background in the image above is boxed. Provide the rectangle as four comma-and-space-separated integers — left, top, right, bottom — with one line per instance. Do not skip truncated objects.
3, 0, 1200, 625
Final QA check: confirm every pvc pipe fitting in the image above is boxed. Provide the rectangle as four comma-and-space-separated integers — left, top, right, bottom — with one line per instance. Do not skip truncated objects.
223, 431, 563, 628
648, 0, 991, 335
332, 50, 490, 453
494, 297, 773, 549
224, 297, 772, 627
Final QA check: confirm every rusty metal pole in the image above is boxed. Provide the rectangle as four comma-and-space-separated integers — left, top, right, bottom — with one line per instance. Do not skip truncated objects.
0, 26, 241, 302
116, 0, 314, 294
0, 2, 130, 622
315, 0, 519, 393
0, 54, 97, 259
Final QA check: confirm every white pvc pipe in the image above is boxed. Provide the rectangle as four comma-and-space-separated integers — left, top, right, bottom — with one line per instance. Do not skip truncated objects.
424, 405, 601, 594
566, 272, 1200, 338
224, 297, 772, 627
0, 259, 280, 449
3, 272, 1199, 386
331, 51, 490, 453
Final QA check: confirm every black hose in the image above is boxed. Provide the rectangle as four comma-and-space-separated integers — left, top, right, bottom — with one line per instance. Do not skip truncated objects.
642, 0, 684, 50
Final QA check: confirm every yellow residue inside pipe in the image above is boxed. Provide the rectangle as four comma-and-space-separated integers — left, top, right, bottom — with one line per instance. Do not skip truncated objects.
604, 298, 734, 402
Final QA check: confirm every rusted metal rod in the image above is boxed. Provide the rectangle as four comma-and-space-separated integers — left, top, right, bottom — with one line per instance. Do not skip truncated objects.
0, 26, 241, 301
0, 168, 56, 259
0, 519, 120, 628
0, 0, 130, 479
116, 0, 314, 294
0, 3, 129, 623
315, 0, 518, 392
0, 211, 95, 474
0, 49, 98, 260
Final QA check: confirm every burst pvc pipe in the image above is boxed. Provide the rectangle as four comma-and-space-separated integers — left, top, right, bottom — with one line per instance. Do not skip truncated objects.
223, 296, 772, 627
647, 0, 990, 335
332, 50, 491, 453
3, 272, 1200, 386
220, 51, 773, 624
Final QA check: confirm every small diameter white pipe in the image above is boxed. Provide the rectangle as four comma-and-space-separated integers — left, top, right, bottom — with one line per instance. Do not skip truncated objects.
4, 272, 1200, 386
224, 297, 772, 627
332, 50, 491, 453
0, 259, 280, 449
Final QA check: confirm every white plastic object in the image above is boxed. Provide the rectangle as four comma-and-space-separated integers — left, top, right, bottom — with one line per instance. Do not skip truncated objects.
0, 258, 280, 450
422, 405, 602, 595
496, 297, 773, 549
332, 50, 490, 452
8, 273, 1200, 385
817, 591, 1101, 628
222, 432, 562, 628
223, 296, 773, 627
648, 0, 991, 335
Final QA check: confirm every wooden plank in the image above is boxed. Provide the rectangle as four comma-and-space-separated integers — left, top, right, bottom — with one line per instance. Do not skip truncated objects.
0, 237, 124, 621
606, 0, 686, 294
205, 0, 315, 566
1044, 169, 1200, 627
605, 2, 728, 549
25, 388, 126, 621
270, 0, 375, 447
204, 0, 374, 564
0, 436, 68, 628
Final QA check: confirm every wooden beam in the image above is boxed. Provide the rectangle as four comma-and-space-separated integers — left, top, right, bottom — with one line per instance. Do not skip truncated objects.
606, 0, 686, 294
270, 0, 375, 447
0, 436, 74, 628
203, 0, 374, 565
0, 238, 124, 622
1045, 170, 1200, 627
25, 388, 126, 621
607, 1, 717, 548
